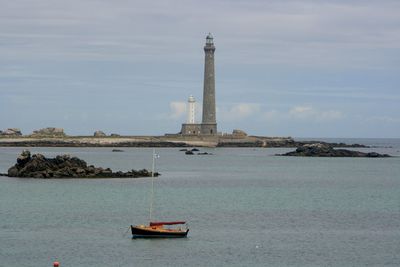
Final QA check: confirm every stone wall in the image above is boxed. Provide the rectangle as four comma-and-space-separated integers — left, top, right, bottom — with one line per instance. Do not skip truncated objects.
181, 123, 202, 135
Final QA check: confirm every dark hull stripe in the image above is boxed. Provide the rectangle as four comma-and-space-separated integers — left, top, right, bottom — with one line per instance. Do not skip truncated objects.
131, 226, 189, 238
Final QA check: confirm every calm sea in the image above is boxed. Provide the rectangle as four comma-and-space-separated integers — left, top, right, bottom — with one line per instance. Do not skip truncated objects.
0, 138, 399, 267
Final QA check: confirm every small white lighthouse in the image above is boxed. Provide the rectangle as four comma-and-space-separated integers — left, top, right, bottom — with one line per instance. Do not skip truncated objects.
187, 95, 196, 124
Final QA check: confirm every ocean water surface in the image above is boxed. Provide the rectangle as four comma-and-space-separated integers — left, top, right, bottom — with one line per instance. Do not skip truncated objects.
0, 139, 399, 266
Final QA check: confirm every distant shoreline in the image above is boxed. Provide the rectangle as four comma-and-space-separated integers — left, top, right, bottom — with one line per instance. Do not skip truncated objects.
0, 135, 368, 148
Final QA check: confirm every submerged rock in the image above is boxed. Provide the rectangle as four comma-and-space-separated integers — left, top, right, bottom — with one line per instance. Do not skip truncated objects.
277, 143, 391, 157
7, 150, 159, 178
197, 152, 212, 155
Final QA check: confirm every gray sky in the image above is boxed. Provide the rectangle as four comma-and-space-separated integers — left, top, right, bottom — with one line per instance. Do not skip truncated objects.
1, 0, 399, 137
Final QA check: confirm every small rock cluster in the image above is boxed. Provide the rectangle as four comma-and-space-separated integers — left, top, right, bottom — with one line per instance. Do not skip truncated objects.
180, 148, 212, 155
93, 131, 121, 137
7, 150, 159, 178
0, 128, 22, 136
31, 127, 66, 137
232, 129, 248, 137
278, 143, 390, 157
94, 130, 107, 137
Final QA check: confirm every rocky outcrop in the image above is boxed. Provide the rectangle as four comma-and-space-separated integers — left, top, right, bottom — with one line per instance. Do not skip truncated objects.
183, 148, 212, 155
7, 150, 159, 178
232, 129, 247, 137
94, 130, 107, 137
278, 143, 390, 157
31, 127, 66, 137
0, 128, 22, 136
217, 137, 368, 148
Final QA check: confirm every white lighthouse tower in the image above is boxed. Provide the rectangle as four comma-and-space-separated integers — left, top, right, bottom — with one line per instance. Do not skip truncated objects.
187, 95, 196, 124
181, 95, 201, 135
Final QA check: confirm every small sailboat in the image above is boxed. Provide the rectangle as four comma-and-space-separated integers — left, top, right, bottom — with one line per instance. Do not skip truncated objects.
131, 149, 189, 238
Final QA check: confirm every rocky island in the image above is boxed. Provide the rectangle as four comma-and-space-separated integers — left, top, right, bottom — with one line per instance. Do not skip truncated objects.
278, 143, 391, 157
4, 150, 159, 178
0, 127, 370, 148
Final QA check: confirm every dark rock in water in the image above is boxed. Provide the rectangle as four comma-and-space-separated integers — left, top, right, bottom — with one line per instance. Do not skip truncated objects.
191, 148, 200, 152
185, 151, 194, 155
7, 150, 159, 178
366, 152, 384, 158
179, 149, 188, 151
197, 152, 212, 155
112, 149, 124, 152
17, 150, 31, 165
277, 143, 391, 157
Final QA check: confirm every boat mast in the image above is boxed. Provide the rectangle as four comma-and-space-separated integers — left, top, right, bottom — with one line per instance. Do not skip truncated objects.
149, 148, 156, 222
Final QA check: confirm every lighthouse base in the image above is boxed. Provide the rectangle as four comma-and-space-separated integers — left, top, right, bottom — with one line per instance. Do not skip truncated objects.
201, 123, 217, 135
181, 123, 202, 135
180, 123, 217, 136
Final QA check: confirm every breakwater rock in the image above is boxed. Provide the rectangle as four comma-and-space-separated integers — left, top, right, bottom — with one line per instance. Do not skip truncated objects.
7, 150, 159, 178
278, 143, 390, 157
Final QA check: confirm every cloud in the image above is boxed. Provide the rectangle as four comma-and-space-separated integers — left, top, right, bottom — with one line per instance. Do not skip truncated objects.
263, 110, 280, 121
231, 103, 261, 118
263, 105, 343, 122
170, 102, 343, 124
288, 105, 314, 118
288, 105, 343, 121
169, 101, 186, 119
366, 115, 400, 124
219, 103, 261, 121
1, 0, 399, 67
318, 110, 343, 120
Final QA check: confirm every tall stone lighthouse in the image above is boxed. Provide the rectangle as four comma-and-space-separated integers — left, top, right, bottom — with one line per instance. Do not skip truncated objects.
180, 33, 218, 136
201, 33, 217, 135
